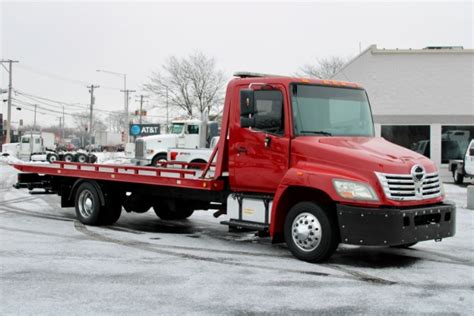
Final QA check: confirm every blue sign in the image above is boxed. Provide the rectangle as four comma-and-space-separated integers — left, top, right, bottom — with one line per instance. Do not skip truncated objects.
129, 124, 160, 136
130, 124, 141, 136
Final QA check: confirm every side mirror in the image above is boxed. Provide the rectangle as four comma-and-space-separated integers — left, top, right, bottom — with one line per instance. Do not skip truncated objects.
240, 89, 255, 117
240, 89, 255, 128
469, 147, 474, 156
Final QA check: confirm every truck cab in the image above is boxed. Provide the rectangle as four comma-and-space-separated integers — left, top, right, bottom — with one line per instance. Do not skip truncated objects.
133, 119, 218, 165
18, 133, 55, 161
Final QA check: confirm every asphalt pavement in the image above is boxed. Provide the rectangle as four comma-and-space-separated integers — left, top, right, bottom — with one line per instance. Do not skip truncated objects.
0, 163, 473, 315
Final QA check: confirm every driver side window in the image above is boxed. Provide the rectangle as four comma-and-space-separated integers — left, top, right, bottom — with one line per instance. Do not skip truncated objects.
253, 90, 284, 135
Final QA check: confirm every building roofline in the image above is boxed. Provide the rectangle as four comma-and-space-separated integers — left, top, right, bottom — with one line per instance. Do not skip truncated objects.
372, 47, 474, 54
330, 44, 376, 79
331, 44, 473, 79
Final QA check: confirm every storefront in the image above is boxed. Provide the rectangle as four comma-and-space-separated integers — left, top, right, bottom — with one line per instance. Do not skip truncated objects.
333, 45, 474, 167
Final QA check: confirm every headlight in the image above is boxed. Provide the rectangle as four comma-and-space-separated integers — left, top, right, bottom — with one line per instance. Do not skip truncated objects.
333, 179, 379, 201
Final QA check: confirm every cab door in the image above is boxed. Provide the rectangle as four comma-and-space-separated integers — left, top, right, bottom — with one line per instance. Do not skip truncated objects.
230, 87, 290, 193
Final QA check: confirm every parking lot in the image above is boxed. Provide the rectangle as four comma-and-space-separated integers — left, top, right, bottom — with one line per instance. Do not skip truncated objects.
0, 163, 473, 315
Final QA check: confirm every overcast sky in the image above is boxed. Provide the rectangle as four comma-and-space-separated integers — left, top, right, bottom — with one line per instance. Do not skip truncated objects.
1, 0, 472, 127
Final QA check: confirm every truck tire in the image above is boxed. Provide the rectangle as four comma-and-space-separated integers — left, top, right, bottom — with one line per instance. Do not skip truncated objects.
188, 159, 206, 170
63, 153, 74, 162
102, 193, 122, 225
122, 195, 151, 213
75, 182, 122, 225
76, 153, 88, 163
284, 202, 339, 263
46, 153, 59, 163
151, 153, 167, 167
153, 200, 194, 220
453, 169, 464, 185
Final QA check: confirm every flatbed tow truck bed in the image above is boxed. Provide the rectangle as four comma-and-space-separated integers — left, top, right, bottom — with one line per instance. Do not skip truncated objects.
13, 161, 225, 191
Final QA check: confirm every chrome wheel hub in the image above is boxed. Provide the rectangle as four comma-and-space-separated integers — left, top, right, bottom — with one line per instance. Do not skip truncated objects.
78, 190, 94, 218
292, 212, 322, 252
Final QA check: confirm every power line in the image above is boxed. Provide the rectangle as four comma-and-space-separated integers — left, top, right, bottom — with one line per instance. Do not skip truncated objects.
14, 89, 123, 115
16, 64, 121, 91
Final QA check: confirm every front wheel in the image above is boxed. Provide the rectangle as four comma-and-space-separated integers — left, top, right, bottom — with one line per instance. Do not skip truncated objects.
284, 202, 339, 263
453, 169, 464, 184
151, 153, 167, 167
46, 153, 59, 163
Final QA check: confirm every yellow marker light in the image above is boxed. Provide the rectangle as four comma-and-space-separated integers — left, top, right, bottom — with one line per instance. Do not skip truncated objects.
202, 182, 207, 188
296, 171, 304, 176
301, 79, 310, 83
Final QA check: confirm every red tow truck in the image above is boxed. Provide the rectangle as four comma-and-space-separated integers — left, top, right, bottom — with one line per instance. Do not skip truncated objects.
12, 73, 456, 262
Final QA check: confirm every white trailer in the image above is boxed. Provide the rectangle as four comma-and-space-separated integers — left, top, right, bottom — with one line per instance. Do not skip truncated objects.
95, 131, 122, 151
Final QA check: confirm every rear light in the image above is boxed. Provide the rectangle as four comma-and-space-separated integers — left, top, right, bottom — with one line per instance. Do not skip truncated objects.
170, 151, 178, 161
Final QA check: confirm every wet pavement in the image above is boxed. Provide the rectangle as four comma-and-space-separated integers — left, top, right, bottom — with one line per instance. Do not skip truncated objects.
0, 164, 473, 315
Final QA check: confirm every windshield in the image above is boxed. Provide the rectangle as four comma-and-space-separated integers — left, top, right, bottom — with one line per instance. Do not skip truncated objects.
169, 123, 184, 134
291, 84, 374, 137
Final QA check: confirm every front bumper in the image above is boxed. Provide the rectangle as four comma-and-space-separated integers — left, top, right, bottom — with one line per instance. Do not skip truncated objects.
336, 202, 456, 246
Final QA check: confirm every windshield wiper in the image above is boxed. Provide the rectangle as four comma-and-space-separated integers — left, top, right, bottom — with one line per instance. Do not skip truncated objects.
300, 130, 332, 136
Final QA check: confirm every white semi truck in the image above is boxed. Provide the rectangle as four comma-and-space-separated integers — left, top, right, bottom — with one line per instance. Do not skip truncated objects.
449, 139, 474, 184
133, 119, 219, 166
1, 132, 97, 164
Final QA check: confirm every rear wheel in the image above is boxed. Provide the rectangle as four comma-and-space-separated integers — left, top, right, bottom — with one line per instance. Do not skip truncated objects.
153, 200, 194, 220
453, 169, 464, 184
76, 153, 88, 163
63, 153, 74, 162
284, 202, 339, 263
75, 182, 122, 225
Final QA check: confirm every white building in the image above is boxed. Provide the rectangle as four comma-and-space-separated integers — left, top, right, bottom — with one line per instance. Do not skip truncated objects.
332, 45, 474, 168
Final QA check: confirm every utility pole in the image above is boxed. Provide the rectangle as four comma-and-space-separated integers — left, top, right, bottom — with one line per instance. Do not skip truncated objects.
120, 89, 135, 141
166, 87, 169, 129
62, 105, 65, 142
0, 59, 19, 143
58, 117, 62, 144
87, 85, 100, 154
30, 104, 37, 156
137, 95, 148, 125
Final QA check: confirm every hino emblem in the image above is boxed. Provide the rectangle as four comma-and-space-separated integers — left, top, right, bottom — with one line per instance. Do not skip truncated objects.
411, 164, 425, 198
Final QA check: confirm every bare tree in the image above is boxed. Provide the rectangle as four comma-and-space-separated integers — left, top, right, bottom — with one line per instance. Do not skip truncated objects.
107, 111, 126, 133
73, 112, 107, 133
144, 52, 226, 119
300, 56, 348, 79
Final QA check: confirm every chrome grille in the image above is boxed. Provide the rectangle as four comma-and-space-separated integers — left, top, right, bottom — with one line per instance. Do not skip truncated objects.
376, 172, 442, 201
135, 139, 145, 159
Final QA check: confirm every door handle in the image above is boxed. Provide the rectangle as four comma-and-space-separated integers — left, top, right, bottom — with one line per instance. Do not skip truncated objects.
237, 146, 248, 154
264, 136, 272, 148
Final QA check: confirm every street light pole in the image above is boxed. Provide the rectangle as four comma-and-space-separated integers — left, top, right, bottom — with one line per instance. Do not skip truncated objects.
87, 85, 100, 154
96, 69, 130, 143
